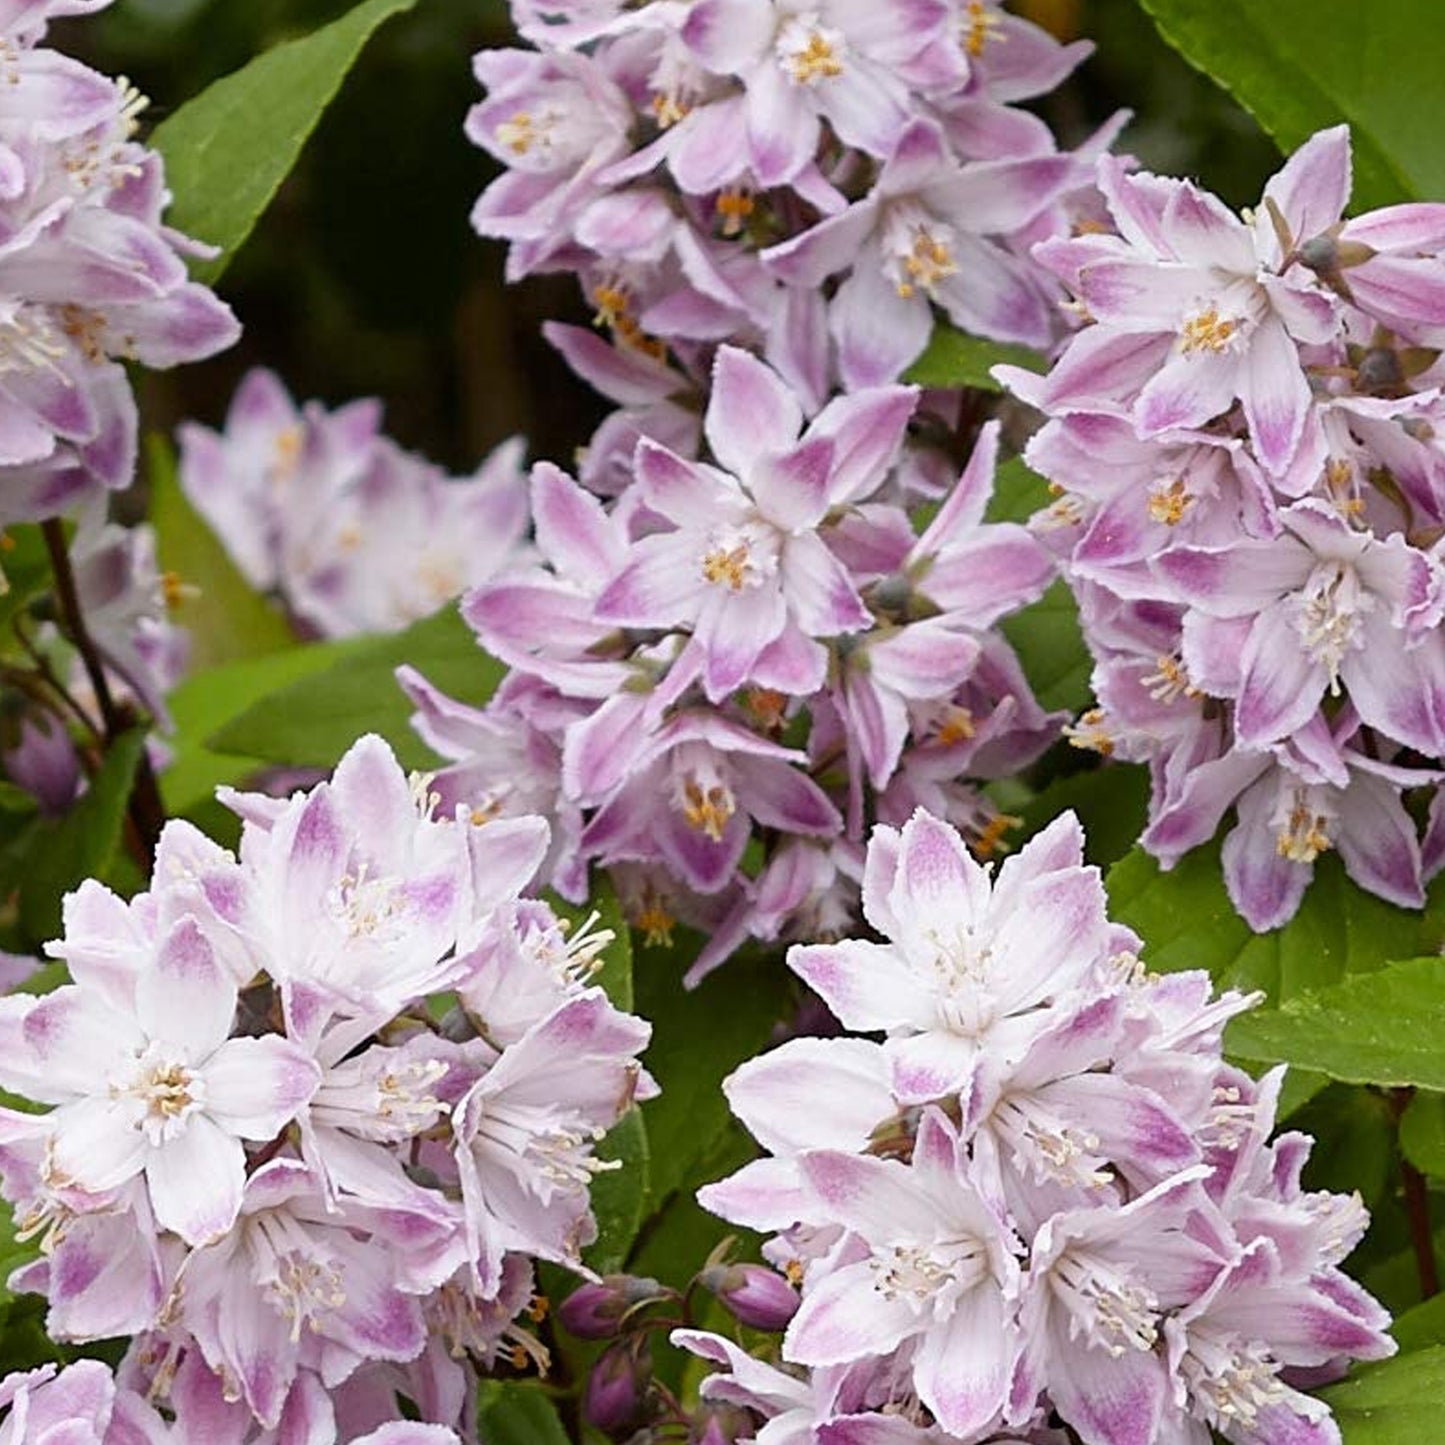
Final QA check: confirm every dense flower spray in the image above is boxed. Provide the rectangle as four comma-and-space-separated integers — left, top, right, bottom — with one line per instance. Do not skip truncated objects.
177, 369, 531, 639
688, 808, 1393, 1445
1000, 126, 1445, 929
0, 0, 237, 531
0, 734, 652, 1440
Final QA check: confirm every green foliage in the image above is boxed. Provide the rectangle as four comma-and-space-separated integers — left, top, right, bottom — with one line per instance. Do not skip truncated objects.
1320, 1345, 1445, 1444
632, 942, 792, 1214
1400, 1092, 1445, 1179
3, 729, 146, 946
985, 457, 1053, 527
475, 1381, 570, 1445
1136, 0, 1445, 210
0, 527, 51, 647
587, 1110, 650, 1276
1106, 847, 1441, 998
905, 326, 1047, 392
1228, 957, 1445, 1089
208, 606, 504, 770
152, 0, 421, 281
999, 579, 1091, 715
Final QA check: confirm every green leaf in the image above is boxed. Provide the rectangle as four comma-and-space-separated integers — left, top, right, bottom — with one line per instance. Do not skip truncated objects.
1014, 765, 1150, 869
1390, 1293, 1445, 1352
586, 1109, 650, 1275
475, 1381, 570, 1445
14, 729, 146, 945
1136, 0, 1445, 210
904, 325, 1047, 391
999, 578, 1091, 714
1106, 846, 1438, 998
633, 943, 792, 1215
151, 0, 421, 282
163, 642, 367, 815
1320, 1345, 1445, 1444
148, 436, 295, 670
986, 456, 1052, 526
0, 526, 52, 652
1227, 956, 1445, 1089
1400, 1092, 1445, 1179
209, 606, 504, 770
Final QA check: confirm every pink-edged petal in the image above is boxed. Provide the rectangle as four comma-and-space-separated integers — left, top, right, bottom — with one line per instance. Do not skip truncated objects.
810, 385, 918, 506
699, 583, 789, 699
781, 531, 871, 635
753, 434, 837, 533
913, 1283, 1013, 1437
788, 938, 935, 1032
1047, 1331, 1166, 1445
785, 1257, 919, 1364
136, 916, 235, 1060
697, 1156, 809, 1230
886, 1029, 980, 1105
723, 1037, 894, 1155
1333, 770, 1426, 909
203, 1035, 320, 1139
706, 346, 803, 477
145, 1114, 245, 1245
831, 260, 933, 391
596, 529, 709, 629
1135, 349, 1239, 437
1234, 609, 1326, 747
890, 809, 991, 923
1264, 125, 1350, 253
1241, 316, 1312, 475
530, 459, 626, 588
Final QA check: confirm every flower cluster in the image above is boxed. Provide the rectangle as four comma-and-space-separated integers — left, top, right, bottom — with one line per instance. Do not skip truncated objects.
0, 0, 237, 530
404, 346, 1060, 977
0, 1357, 462, 1445
466, 0, 1117, 447
687, 807, 1393, 1445
0, 734, 652, 1440
177, 369, 530, 639
1000, 125, 1445, 929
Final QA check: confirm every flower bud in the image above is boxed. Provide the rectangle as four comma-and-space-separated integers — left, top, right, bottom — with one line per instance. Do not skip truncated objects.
700, 1263, 799, 1331
694, 1407, 753, 1445
585, 1341, 652, 1439
558, 1275, 668, 1339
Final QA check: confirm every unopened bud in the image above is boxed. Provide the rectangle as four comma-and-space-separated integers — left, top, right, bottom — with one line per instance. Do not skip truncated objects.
700, 1263, 799, 1331
585, 1341, 652, 1439
560, 1275, 668, 1339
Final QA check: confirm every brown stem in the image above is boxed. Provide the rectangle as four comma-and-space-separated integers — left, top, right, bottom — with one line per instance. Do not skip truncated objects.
40, 517, 166, 862
1392, 1087, 1440, 1299
41, 518, 121, 738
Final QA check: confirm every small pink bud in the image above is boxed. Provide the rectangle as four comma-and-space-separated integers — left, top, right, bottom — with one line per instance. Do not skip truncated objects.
700, 1263, 799, 1331
559, 1275, 668, 1339
585, 1341, 652, 1439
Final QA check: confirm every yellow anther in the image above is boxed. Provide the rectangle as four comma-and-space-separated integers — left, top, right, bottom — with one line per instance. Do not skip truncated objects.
681, 779, 735, 842
785, 31, 844, 84
651, 92, 690, 128
1180, 305, 1239, 355
495, 111, 537, 156
1064, 707, 1115, 757
716, 187, 756, 238
1277, 801, 1331, 863
634, 896, 675, 948
160, 570, 196, 611
701, 544, 751, 591
971, 811, 1022, 860
934, 706, 976, 746
897, 229, 957, 299
964, 1, 1005, 57
1147, 477, 1195, 526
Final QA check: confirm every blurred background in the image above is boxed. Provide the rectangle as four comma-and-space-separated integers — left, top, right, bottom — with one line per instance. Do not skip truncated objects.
56, 0, 1282, 481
